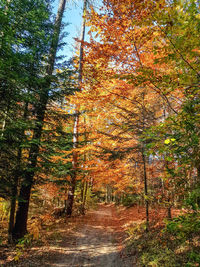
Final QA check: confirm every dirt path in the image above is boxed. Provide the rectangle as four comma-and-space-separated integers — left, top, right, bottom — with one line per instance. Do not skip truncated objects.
3, 204, 137, 266
50, 204, 132, 267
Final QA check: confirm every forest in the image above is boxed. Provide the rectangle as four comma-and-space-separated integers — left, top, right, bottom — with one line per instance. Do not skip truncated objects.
0, 0, 200, 266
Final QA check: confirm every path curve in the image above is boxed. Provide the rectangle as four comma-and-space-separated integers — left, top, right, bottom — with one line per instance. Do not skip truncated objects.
52, 204, 128, 267
5, 204, 136, 266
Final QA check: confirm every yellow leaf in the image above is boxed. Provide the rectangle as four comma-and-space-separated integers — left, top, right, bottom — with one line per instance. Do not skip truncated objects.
164, 139, 170, 144
14, 255, 19, 261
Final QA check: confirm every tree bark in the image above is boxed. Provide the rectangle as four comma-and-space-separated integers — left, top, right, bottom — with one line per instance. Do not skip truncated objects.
167, 202, 172, 219
82, 180, 88, 213
12, 0, 67, 241
8, 148, 21, 242
197, 165, 200, 182
66, 173, 76, 216
8, 100, 29, 243
66, 0, 87, 217
142, 148, 149, 231
8, 180, 18, 242
66, 113, 79, 216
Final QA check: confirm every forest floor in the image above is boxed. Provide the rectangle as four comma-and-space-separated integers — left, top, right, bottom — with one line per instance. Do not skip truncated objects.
0, 204, 179, 267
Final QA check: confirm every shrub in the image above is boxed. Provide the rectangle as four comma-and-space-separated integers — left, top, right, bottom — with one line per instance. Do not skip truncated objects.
122, 194, 140, 207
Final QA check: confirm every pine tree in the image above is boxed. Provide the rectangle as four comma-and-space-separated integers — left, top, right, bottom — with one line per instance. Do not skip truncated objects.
12, 0, 67, 241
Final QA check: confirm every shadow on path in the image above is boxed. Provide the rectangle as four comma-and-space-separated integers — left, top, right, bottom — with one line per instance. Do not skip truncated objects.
5, 204, 137, 266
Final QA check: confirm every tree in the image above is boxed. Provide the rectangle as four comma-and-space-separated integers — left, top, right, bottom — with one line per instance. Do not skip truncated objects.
12, 0, 67, 241
66, 0, 88, 217
0, 0, 55, 241
74, 0, 200, 222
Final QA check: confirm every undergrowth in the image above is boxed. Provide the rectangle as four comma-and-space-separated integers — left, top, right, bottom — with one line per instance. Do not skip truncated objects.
126, 212, 200, 267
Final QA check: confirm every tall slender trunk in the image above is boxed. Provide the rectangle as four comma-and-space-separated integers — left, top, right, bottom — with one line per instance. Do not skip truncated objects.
66, 0, 87, 217
165, 159, 172, 219
140, 92, 149, 231
78, 0, 87, 84
1, 0, 12, 135
8, 101, 29, 243
66, 174, 76, 216
12, 0, 67, 241
8, 147, 21, 242
80, 116, 88, 214
8, 183, 18, 241
197, 165, 200, 182
142, 148, 149, 231
82, 181, 88, 211
167, 197, 172, 219
66, 113, 79, 216
105, 186, 108, 203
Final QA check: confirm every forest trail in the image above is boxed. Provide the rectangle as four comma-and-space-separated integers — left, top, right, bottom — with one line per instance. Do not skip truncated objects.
4, 204, 137, 266
49, 204, 134, 267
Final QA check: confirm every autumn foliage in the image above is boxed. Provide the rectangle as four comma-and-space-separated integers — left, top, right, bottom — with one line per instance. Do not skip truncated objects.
1, 0, 200, 265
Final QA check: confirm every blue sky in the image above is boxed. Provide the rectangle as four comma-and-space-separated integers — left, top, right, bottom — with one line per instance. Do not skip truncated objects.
53, 0, 85, 59
53, 1, 102, 60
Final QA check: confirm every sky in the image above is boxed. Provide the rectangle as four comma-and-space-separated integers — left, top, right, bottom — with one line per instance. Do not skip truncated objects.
53, 0, 103, 60
53, 0, 86, 59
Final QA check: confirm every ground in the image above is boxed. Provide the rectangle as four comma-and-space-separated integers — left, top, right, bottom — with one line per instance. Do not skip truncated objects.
1, 204, 176, 267
1, 204, 138, 266
46, 204, 133, 267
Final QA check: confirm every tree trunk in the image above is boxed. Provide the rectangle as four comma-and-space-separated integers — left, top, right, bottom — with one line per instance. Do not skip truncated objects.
66, 113, 79, 216
66, 173, 76, 216
80, 180, 88, 215
78, 0, 87, 84
8, 179, 18, 242
12, 0, 67, 241
80, 116, 88, 215
197, 165, 200, 182
8, 100, 28, 243
105, 186, 108, 203
8, 149, 21, 242
167, 205, 172, 219
66, 0, 87, 217
142, 149, 149, 231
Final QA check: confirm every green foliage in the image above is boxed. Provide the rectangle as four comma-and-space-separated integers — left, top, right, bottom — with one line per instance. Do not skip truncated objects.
187, 250, 200, 266
0, 0, 54, 200
143, 95, 200, 211
126, 221, 146, 237
163, 212, 200, 266
0, 198, 9, 221
126, 217, 200, 267
122, 194, 140, 207
14, 234, 33, 261
85, 189, 99, 210
126, 222, 179, 267
185, 187, 200, 211
165, 213, 200, 241
141, 246, 177, 267
17, 234, 33, 247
